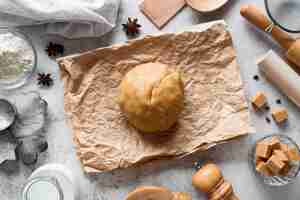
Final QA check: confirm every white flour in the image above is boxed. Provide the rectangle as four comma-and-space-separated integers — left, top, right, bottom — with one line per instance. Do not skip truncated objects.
0, 32, 34, 80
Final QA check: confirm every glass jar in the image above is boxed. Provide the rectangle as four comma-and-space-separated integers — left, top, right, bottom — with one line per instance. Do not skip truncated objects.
22, 164, 80, 200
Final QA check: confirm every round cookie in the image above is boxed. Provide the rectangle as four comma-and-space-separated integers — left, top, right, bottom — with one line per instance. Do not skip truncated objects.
125, 186, 174, 200
118, 62, 184, 133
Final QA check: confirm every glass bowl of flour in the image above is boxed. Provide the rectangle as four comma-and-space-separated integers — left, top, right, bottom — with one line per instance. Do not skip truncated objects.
0, 30, 36, 89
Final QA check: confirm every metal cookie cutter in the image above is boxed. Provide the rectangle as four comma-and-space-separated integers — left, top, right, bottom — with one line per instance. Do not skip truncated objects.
0, 99, 17, 133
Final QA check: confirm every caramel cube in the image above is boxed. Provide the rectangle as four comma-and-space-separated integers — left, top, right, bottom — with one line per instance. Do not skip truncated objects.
280, 164, 291, 176
256, 161, 273, 176
251, 92, 267, 108
256, 142, 272, 159
266, 155, 287, 174
255, 157, 266, 165
287, 147, 300, 161
273, 150, 289, 163
280, 143, 289, 153
272, 108, 288, 123
267, 136, 281, 150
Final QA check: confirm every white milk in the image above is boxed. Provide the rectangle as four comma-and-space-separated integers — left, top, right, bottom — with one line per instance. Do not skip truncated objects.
22, 164, 80, 200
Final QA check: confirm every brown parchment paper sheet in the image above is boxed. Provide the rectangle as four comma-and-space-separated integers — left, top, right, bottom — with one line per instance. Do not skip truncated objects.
58, 22, 254, 173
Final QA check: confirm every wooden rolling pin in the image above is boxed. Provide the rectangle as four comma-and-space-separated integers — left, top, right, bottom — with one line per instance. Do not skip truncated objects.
192, 163, 239, 200
240, 4, 300, 68
257, 50, 300, 108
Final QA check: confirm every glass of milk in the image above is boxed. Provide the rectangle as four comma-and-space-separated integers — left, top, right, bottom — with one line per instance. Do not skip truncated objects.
22, 164, 80, 200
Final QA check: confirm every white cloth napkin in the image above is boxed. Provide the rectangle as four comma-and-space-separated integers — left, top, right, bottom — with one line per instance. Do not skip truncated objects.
0, 0, 120, 38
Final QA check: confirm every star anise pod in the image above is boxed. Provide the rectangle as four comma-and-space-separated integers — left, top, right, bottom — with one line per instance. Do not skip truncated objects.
54, 43, 64, 55
122, 17, 141, 36
45, 42, 56, 56
37, 73, 53, 87
45, 42, 64, 57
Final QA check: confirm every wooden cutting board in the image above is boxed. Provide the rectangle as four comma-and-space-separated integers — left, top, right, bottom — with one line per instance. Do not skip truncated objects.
139, 0, 186, 29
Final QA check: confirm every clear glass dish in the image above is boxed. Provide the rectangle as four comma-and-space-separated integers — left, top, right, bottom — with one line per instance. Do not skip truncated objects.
250, 134, 300, 186
265, 0, 300, 33
0, 29, 37, 90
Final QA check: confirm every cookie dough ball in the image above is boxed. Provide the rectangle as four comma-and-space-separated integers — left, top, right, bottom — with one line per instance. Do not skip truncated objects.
118, 62, 184, 133
125, 186, 174, 200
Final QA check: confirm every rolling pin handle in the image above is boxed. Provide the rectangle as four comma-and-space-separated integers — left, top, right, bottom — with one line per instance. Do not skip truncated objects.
240, 4, 295, 50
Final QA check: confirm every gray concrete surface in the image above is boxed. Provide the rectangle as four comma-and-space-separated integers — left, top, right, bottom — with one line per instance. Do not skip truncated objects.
1, 0, 300, 199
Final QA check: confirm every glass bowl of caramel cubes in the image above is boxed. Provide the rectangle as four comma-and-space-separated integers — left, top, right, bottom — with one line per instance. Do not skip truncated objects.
252, 135, 300, 186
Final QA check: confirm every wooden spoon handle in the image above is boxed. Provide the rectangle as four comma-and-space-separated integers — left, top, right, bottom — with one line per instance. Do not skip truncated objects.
240, 4, 295, 50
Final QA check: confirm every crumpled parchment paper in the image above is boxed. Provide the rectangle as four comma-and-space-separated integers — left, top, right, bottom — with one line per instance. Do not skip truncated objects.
58, 21, 254, 173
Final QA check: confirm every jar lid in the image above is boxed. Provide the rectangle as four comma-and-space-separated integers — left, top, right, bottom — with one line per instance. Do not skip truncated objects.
265, 0, 300, 33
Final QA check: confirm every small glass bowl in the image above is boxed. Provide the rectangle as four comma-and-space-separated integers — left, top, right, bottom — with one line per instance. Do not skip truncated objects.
250, 134, 300, 186
0, 30, 37, 90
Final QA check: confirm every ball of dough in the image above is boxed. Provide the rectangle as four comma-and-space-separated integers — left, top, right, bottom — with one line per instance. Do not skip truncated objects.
125, 186, 174, 200
192, 163, 223, 193
118, 62, 184, 133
